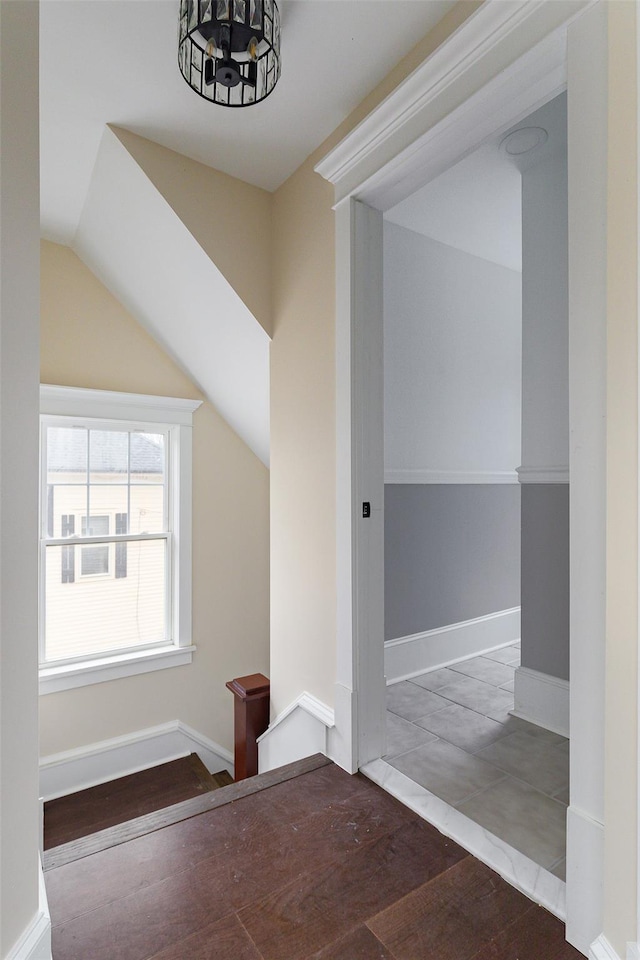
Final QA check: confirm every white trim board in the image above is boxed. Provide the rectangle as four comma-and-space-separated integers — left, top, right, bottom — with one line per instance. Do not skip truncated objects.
40, 384, 202, 426
517, 465, 570, 483
385, 607, 520, 685
5, 861, 51, 960
512, 665, 570, 739
318, 3, 608, 956
384, 470, 518, 484
362, 759, 566, 921
314, 2, 594, 207
585, 934, 639, 959
39, 644, 196, 694
257, 692, 335, 774
589, 935, 623, 960
39, 721, 233, 801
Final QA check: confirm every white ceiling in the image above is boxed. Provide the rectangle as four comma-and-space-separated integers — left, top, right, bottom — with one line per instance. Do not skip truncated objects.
385, 141, 523, 272
385, 93, 567, 274
40, 0, 458, 243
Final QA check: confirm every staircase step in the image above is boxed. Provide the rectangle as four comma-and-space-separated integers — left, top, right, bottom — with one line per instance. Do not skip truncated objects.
43, 753, 231, 851
43, 753, 331, 872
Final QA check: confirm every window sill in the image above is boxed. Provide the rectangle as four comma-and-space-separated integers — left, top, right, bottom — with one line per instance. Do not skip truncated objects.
39, 644, 196, 695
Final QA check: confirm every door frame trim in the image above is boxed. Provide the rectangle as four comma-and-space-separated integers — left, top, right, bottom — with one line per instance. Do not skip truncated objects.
316, 1, 607, 954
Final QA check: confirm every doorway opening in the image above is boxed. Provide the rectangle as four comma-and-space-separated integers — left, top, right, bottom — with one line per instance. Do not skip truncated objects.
380, 92, 569, 881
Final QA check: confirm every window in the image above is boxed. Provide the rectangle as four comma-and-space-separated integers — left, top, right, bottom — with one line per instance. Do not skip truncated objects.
80, 516, 110, 577
39, 386, 201, 693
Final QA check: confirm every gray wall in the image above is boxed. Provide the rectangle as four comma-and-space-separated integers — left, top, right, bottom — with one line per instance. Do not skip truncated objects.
521, 483, 569, 680
384, 222, 521, 476
519, 94, 569, 684
384, 484, 521, 641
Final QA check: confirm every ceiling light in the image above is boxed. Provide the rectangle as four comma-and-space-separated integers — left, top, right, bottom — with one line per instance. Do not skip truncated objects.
500, 127, 548, 157
179, 0, 281, 108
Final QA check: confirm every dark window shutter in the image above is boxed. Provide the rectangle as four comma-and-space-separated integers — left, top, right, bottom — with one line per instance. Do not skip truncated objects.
61, 514, 75, 583
115, 513, 127, 579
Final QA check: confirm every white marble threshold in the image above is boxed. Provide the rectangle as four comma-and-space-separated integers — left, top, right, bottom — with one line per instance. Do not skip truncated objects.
361, 757, 566, 922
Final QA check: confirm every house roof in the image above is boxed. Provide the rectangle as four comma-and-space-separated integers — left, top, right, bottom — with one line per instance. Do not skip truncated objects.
47, 429, 164, 475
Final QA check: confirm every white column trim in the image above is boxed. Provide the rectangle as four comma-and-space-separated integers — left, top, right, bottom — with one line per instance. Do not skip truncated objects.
517, 465, 570, 483
385, 469, 519, 484
4, 860, 51, 960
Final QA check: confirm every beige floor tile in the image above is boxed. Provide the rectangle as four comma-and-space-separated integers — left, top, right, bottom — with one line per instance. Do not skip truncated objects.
408, 667, 459, 692
414, 703, 511, 754
553, 786, 570, 805
448, 656, 515, 687
475, 730, 569, 797
550, 858, 566, 881
434, 675, 516, 723
501, 716, 565, 743
383, 712, 438, 759
457, 777, 567, 868
483, 647, 521, 665
387, 738, 506, 806
386, 681, 451, 722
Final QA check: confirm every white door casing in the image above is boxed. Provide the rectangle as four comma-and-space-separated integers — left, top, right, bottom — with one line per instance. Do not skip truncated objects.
316, 1, 611, 955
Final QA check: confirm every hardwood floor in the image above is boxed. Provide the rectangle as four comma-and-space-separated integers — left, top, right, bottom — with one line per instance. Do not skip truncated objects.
43, 753, 232, 849
44, 755, 583, 960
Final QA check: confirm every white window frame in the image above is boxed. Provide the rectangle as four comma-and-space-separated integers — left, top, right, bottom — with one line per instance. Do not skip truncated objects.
39, 385, 202, 694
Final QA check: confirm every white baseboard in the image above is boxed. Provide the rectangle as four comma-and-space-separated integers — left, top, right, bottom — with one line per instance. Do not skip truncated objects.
512, 666, 570, 738
5, 860, 51, 960
258, 692, 334, 774
384, 607, 521, 684
327, 682, 357, 774
590, 935, 623, 960
567, 805, 604, 956
39, 721, 233, 801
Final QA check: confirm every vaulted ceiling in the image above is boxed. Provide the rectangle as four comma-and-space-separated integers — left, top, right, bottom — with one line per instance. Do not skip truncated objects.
39, 1, 461, 465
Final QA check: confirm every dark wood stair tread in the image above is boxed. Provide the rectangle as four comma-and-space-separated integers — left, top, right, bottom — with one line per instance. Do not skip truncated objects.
44, 753, 232, 851
43, 753, 331, 871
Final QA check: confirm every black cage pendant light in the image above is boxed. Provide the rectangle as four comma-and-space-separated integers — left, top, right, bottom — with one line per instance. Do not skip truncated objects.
179, 0, 281, 107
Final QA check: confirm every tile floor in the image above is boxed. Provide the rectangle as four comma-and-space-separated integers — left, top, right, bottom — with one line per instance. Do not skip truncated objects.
385, 642, 568, 880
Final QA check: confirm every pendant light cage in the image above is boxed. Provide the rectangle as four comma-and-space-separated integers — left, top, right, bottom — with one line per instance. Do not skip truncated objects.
179, 0, 281, 107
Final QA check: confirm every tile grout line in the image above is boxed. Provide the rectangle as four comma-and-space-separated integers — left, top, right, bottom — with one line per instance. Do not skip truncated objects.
384, 652, 569, 874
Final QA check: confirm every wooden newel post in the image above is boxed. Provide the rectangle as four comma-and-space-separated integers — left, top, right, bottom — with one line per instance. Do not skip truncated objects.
225, 673, 270, 781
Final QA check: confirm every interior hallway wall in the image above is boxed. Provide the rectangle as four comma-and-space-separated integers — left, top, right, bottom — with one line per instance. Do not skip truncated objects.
383, 222, 521, 643
385, 484, 520, 640
267, 3, 481, 720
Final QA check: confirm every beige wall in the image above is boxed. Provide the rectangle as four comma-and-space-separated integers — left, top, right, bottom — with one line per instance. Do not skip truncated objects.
111, 127, 273, 337
268, 1, 479, 718
270, 160, 337, 714
604, 1, 639, 953
40, 240, 269, 758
